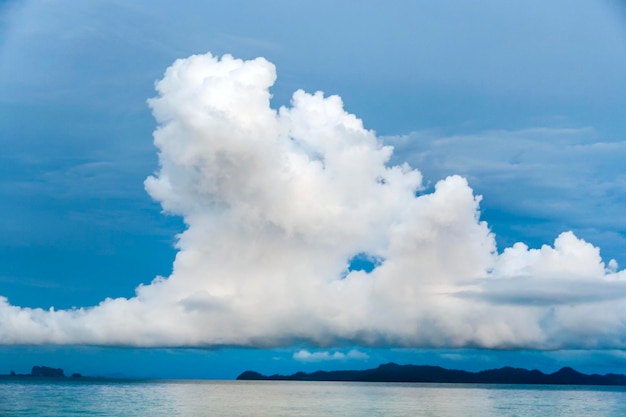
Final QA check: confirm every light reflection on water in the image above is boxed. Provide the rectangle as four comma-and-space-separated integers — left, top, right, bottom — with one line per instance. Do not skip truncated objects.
1, 380, 626, 416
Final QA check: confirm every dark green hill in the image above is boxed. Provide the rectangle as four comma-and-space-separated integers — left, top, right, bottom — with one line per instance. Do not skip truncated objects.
237, 362, 626, 386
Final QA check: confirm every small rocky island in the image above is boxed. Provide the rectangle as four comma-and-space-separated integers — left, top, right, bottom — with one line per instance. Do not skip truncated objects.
238, 362, 626, 386
1, 366, 81, 379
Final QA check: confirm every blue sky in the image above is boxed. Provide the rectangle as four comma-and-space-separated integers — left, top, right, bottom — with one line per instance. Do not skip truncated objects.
1, 0, 626, 378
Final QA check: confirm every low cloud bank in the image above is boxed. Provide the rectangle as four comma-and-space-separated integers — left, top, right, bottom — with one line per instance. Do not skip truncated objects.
1, 52, 625, 349
293, 349, 369, 362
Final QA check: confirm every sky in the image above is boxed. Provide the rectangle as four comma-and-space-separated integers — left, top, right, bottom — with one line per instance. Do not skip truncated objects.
1, 0, 626, 379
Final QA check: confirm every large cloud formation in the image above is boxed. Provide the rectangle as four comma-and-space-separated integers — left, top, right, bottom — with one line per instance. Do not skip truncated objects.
1, 52, 625, 349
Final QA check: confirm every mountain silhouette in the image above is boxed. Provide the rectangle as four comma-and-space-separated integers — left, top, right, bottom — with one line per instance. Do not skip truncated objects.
237, 363, 626, 386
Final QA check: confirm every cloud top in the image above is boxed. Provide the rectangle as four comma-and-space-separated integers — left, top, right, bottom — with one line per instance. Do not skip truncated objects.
1, 52, 625, 349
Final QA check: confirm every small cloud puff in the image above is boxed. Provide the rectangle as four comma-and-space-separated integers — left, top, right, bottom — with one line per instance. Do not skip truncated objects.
293, 349, 369, 362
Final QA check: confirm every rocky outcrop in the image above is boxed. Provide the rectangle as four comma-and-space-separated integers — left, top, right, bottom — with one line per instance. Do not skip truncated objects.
31, 366, 65, 378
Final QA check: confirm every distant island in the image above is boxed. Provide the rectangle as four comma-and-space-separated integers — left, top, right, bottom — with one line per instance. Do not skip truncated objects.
237, 362, 626, 386
0, 366, 82, 380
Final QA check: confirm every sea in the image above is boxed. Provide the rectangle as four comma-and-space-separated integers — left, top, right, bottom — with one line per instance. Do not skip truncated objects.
1, 379, 626, 416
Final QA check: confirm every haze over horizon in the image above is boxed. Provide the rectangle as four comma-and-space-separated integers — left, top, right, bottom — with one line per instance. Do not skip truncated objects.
1, 0, 626, 378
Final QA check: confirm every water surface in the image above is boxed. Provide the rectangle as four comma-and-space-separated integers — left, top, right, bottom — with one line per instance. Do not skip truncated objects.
1, 379, 625, 416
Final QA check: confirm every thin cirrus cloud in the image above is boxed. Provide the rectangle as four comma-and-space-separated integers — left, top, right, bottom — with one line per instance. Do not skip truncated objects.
1, 52, 626, 350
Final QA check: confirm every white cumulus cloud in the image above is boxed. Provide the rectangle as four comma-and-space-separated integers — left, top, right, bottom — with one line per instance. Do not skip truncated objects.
1, 52, 626, 349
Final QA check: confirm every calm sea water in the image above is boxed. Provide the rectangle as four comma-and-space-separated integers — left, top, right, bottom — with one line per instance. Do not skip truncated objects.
1, 379, 626, 416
